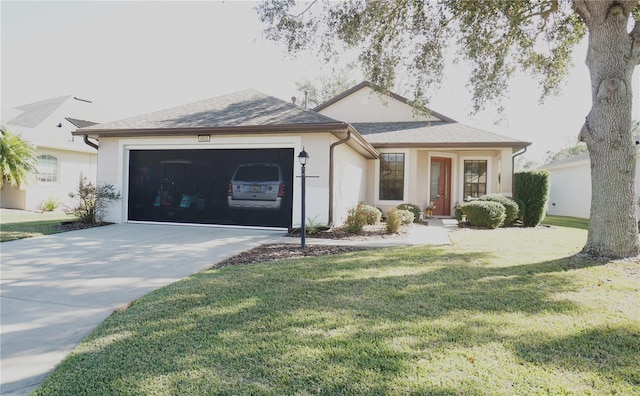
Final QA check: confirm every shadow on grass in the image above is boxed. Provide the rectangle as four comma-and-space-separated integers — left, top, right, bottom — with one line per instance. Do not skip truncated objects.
33, 248, 621, 395
513, 324, 640, 387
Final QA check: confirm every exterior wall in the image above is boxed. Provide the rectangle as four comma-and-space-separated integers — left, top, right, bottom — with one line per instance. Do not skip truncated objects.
331, 141, 368, 226
298, 134, 331, 227
0, 185, 25, 209
97, 133, 344, 227
545, 160, 591, 218
318, 86, 436, 123
370, 148, 508, 217
0, 147, 97, 210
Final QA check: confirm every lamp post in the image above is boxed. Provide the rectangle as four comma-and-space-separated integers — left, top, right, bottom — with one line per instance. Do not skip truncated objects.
298, 148, 309, 250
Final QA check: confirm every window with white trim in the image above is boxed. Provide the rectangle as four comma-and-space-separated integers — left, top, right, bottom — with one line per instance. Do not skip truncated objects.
37, 154, 58, 183
463, 160, 487, 199
379, 153, 404, 200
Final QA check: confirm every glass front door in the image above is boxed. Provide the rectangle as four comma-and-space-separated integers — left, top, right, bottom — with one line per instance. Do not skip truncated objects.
430, 157, 451, 216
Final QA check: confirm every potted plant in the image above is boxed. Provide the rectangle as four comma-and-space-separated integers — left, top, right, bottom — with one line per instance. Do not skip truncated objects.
425, 201, 436, 218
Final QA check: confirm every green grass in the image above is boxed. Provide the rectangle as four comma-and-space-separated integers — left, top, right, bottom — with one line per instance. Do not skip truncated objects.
541, 215, 589, 230
0, 210, 74, 242
34, 226, 640, 395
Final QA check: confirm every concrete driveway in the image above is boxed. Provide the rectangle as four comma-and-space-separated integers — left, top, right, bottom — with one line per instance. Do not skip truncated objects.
0, 223, 284, 395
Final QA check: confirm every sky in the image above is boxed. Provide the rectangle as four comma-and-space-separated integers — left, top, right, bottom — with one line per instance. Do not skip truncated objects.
2, 1, 639, 163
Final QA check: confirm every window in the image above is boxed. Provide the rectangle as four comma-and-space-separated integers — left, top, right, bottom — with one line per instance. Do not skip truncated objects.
463, 160, 487, 199
37, 155, 58, 183
379, 153, 404, 200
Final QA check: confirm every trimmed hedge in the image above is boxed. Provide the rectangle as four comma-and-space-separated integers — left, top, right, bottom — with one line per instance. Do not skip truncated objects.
476, 194, 520, 226
461, 201, 506, 229
514, 170, 549, 227
396, 203, 421, 223
386, 208, 414, 233
358, 202, 382, 225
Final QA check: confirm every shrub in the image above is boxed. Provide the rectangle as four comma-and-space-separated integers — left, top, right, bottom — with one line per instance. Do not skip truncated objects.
476, 194, 520, 226
358, 202, 381, 225
305, 216, 327, 235
386, 208, 414, 233
344, 206, 367, 233
40, 197, 61, 212
461, 201, 506, 229
67, 175, 121, 224
396, 203, 421, 222
514, 170, 549, 227
454, 204, 463, 221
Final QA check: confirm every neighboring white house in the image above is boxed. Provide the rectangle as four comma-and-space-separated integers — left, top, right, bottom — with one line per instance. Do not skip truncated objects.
1, 96, 103, 210
541, 148, 640, 219
73, 82, 530, 229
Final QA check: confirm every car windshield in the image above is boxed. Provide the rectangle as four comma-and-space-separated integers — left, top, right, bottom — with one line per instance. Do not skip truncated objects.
234, 165, 279, 182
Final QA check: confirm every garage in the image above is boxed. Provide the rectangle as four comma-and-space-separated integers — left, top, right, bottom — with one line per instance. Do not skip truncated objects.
128, 148, 294, 228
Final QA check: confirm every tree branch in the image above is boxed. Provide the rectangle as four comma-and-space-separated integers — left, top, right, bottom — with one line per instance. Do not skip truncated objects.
524, 0, 559, 20
293, 0, 318, 18
572, 0, 592, 22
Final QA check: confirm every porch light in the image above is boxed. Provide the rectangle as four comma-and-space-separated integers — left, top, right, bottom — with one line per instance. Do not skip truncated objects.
298, 149, 309, 166
298, 148, 310, 250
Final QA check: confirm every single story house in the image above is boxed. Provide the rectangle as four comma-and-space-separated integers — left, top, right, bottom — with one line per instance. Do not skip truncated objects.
540, 148, 640, 219
74, 82, 530, 229
1, 96, 102, 211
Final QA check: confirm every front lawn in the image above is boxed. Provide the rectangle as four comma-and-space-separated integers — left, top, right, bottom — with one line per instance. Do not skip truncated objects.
541, 215, 589, 230
0, 209, 74, 242
34, 226, 639, 395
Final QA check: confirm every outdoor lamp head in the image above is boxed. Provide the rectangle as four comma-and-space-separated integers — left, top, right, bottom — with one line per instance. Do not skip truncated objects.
298, 149, 309, 166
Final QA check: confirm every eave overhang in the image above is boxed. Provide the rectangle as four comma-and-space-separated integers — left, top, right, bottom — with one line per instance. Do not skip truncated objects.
73, 122, 379, 159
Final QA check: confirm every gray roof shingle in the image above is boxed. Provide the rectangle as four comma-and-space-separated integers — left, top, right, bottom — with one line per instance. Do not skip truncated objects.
83, 90, 339, 131
352, 121, 529, 147
7, 95, 72, 128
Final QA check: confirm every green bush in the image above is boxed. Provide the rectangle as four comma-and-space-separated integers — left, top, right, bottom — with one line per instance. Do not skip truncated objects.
476, 194, 520, 226
40, 197, 61, 212
66, 176, 121, 224
358, 202, 382, 225
454, 205, 463, 221
514, 170, 549, 227
396, 203, 421, 223
344, 206, 367, 233
461, 201, 506, 229
385, 208, 415, 233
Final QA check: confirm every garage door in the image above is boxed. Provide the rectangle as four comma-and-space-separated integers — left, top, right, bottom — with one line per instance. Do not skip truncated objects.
128, 148, 294, 228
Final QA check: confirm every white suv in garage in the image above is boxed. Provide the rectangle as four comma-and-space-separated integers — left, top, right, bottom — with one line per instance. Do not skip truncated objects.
227, 163, 285, 210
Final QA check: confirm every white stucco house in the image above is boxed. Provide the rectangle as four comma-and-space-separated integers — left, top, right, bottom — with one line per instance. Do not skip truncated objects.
1, 96, 103, 210
540, 148, 640, 219
73, 82, 530, 229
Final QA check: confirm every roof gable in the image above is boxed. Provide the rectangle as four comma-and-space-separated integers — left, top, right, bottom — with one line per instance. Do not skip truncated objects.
6, 96, 73, 128
84, 90, 339, 131
352, 121, 530, 149
314, 81, 456, 124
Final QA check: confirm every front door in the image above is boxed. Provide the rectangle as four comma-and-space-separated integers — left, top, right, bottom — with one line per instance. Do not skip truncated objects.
430, 157, 451, 216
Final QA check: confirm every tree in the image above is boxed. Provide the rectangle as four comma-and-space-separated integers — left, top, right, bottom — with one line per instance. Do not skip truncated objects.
257, 0, 640, 258
0, 125, 37, 188
544, 142, 588, 164
294, 68, 357, 108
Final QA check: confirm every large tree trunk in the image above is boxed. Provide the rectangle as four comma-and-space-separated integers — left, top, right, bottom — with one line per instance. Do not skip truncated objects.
576, 1, 640, 258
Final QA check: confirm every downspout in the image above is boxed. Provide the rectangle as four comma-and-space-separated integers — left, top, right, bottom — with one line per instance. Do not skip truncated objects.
511, 146, 527, 196
328, 131, 351, 227
83, 135, 98, 150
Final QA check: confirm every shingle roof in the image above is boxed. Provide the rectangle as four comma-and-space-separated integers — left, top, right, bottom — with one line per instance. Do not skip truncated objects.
83, 90, 339, 131
313, 81, 457, 123
65, 117, 98, 128
352, 121, 530, 148
6, 95, 72, 128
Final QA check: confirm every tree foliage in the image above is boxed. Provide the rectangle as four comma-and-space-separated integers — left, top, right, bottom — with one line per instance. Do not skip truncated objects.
544, 142, 588, 164
0, 125, 37, 187
257, 0, 640, 258
294, 67, 357, 108
258, 0, 588, 111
